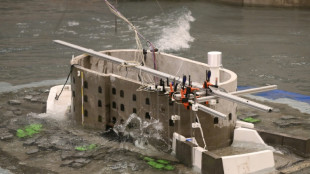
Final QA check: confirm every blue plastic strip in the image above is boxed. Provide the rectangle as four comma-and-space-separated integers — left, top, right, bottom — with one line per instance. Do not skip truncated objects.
237, 86, 310, 104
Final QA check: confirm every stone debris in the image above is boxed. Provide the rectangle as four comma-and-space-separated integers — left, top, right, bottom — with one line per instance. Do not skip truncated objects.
29, 92, 41, 96
24, 95, 33, 101
13, 110, 22, 116
30, 97, 41, 103
0, 128, 14, 140
71, 162, 84, 168
26, 148, 39, 155
273, 120, 303, 128
281, 115, 297, 120
8, 100, 21, 105
60, 160, 74, 167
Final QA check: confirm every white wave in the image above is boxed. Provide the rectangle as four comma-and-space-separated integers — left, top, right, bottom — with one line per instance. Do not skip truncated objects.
155, 10, 195, 51
68, 21, 79, 27
244, 94, 310, 114
0, 78, 66, 94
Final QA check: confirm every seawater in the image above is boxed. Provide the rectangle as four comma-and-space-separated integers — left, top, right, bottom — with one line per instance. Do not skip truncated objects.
0, 0, 309, 97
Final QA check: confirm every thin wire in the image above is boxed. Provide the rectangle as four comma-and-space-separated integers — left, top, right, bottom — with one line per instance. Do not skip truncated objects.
55, 64, 76, 100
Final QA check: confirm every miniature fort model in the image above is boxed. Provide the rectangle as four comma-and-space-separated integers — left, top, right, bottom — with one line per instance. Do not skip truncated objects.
48, 40, 278, 174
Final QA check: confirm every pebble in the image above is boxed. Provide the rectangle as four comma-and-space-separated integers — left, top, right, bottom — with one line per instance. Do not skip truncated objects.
8, 100, 21, 105
23, 137, 37, 146
30, 98, 40, 103
0, 128, 14, 140
71, 162, 84, 168
24, 95, 33, 101
26, 148, 39, 155
74, 158, 91, 164
281, 115, 297, 120
29, 92, 40, 96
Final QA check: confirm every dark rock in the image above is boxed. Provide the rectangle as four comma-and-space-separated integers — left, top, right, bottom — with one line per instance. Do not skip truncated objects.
23, 137, 38, 146
273, 120, 303, 128
24, 95, 33, 101
129, 163, 139, 171
36, 137, 52, 150
74, 158, 91, 164
13, 110, 22, 116
61, 151, 75, 160
110, 162, 127, 170
71, 162, 84, 168
8, 100, 21, 105
26, 148, 39, 155
44, 89, 50, 93
50, 136, 71, 150
0, 128, 14, 140
60, 160, 74, 167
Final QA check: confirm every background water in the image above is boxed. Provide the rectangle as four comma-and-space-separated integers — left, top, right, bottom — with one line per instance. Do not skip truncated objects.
0, 0, 309, 96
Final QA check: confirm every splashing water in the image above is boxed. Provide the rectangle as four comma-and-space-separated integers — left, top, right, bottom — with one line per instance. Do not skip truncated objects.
113, 113, 165, 149
155, 9, 195, 51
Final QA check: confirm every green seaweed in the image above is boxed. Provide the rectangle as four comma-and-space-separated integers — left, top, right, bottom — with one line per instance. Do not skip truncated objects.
242, 117, 260, 123
143, 157, 154, 162
164, 165, 175, 171
16, 129, 27, 138
157, 159, 169, 164
75, 144, 97, 151
16, 124, 43, 138
143, 156, 175, 171
148, 161, 165, 169
88, 144, 97, 150
75, 146, 88, 151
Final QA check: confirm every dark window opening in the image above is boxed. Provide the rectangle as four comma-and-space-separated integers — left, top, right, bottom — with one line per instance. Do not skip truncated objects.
120, 104, 125, 111
98, 86, 102, 93
84, 81, 88, 89
145, 98, 150, 105
120, 90, 124, 98
84, 109, 88, 117
214, 117, 219, 124
112, 117, 117, 124
98, 100, 102, 107
228, 113, 232, 121
132, 94, 136, 101
98, 115, 102, 122
133, 108, 137, 113
169, 119, 174, 126
112, 87, 116, 95
72, 91, 75, 97
112, 102, 116, 109
145, 112, 150, 119
120, 119, 124, 124
84, 95, 88, 102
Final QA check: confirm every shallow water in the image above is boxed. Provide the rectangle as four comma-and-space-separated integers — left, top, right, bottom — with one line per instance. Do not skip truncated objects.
0, 0, 310, 95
